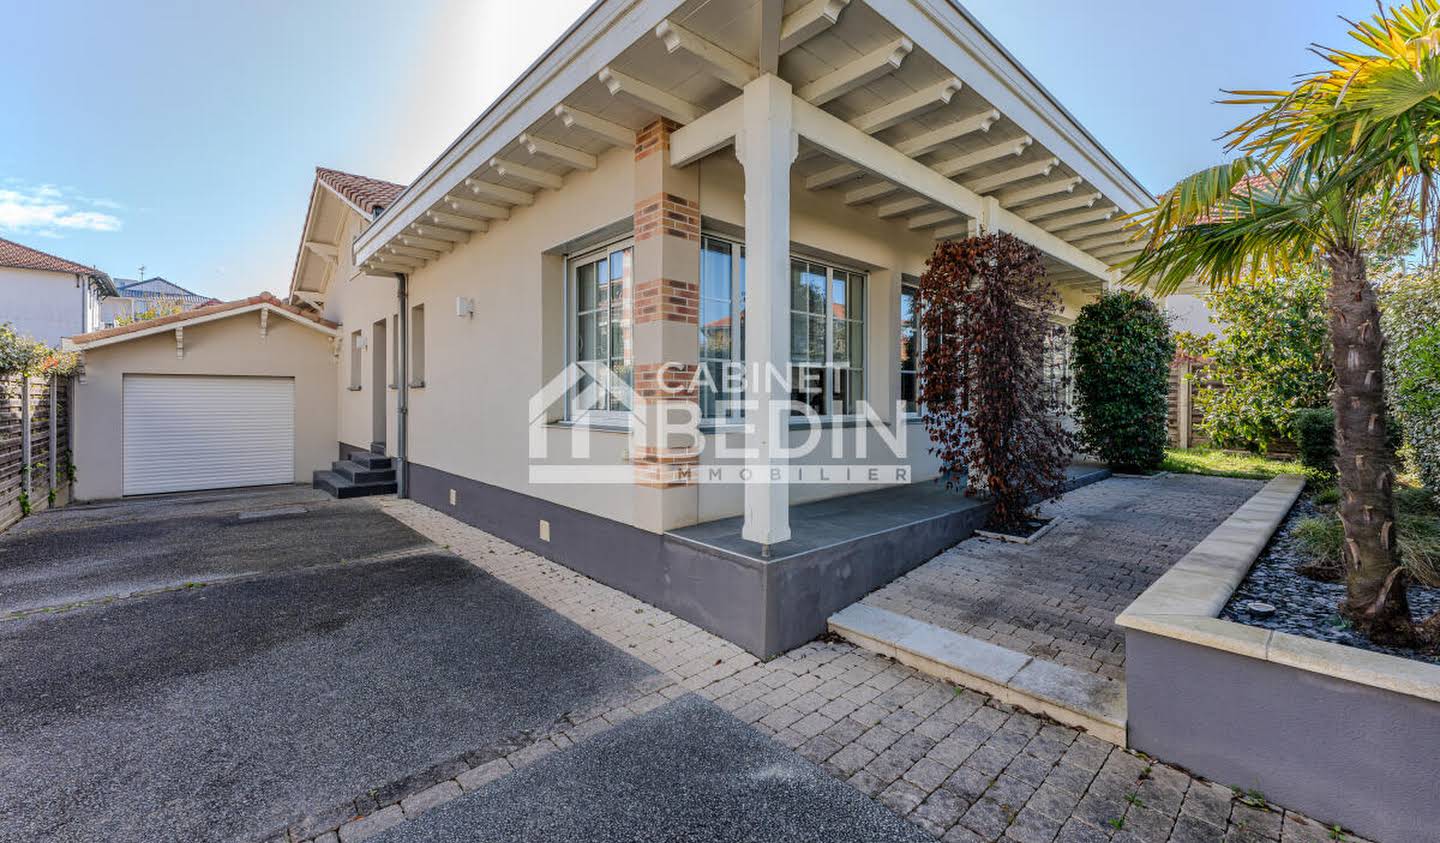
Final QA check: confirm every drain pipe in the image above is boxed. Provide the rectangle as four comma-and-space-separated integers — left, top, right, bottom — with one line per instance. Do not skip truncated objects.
395, 272, 410, 499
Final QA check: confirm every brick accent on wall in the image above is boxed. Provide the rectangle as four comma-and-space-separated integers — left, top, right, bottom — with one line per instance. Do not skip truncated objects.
631, 446, 700, 488
632, 363, 699, 398
634, 192, 700, 243
634, 118, 680, 162
634, 278, 698, 324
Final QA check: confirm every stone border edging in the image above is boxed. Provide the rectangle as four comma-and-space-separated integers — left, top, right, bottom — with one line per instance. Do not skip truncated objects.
1116, 473, 1440, 704
829, 603, 1127, 745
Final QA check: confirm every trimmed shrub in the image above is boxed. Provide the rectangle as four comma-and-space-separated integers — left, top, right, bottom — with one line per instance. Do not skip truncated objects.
1381, 272, 1440, 502
1072, 291, 1174, 472
1294, 407, 1337, 477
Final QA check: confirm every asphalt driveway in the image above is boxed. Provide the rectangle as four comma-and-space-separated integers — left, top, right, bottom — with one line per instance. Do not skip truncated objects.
0, 488, 928, 843
0, 489, 658, 842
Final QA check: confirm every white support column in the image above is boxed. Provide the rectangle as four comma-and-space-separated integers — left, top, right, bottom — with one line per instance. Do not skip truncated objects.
737, 75, 796, 549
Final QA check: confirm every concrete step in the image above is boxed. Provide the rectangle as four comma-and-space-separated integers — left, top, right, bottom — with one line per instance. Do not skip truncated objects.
332, 459, 393, 484
347, 451, 394, 471
829, 603, 1127, 746
312, 470, 397, 499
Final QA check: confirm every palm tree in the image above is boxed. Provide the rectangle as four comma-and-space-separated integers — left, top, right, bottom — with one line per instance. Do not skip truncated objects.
1127, 0, 1440, 644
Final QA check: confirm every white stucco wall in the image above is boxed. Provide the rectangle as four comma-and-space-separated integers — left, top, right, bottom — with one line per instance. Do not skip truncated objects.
0, 266, 99, 345
328, 145, 1101, 531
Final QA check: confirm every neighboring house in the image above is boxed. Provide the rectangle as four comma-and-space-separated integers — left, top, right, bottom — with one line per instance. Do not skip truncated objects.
0, 236, 116, 345
70, 0, 1153, 657
100, 277, 218, 327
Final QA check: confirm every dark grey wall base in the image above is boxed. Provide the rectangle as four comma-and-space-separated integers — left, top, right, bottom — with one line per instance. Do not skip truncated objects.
407, 462, 1111, 661
1127, 629, 1440, 843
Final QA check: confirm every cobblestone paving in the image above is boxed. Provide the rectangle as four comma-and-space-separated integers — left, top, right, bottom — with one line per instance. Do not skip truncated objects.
373, 497, 1366, 843
862, 475, 1262, 681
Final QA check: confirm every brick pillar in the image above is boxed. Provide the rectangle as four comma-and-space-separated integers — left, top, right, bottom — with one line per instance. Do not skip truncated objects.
630, 119, 701, 532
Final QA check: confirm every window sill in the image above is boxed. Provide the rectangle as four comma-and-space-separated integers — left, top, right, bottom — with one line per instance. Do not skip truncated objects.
549, 419, 631, 434
346, 386, 362, 392
409, 380, 425, 389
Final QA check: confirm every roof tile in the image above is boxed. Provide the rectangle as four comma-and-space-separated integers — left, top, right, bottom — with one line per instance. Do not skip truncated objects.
315, 166, 406, 216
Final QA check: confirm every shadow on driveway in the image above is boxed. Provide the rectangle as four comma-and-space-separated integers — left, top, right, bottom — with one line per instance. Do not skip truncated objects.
0, 495, 658, 843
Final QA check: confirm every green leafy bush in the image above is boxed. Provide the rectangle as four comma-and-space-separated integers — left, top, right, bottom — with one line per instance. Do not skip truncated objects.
1195, 266, 1331, 452
1294, 407, 1337, 477
1296, 484, 1440, 586
1380, 273, 1440, 502
0, 323, 80, 377
1072, 291, 1174, 472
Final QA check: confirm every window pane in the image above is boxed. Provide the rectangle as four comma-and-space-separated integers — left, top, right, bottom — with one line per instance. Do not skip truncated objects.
790, 262, 807, 311
791, 365, 824, 416
900, 327, 916, 372
701, 238, 732, 301
831, 275, 847, 320
609, 250, 625, 284
808, 315, 825, 362
849, 321, 864, 367
901, 372, 917, 413
832, 319, 849, 363
807, 267, 826, 315
578, 262, 596, 311
578, 313, 597, 361
790, 312, 808, 359
702, 325, 731, 359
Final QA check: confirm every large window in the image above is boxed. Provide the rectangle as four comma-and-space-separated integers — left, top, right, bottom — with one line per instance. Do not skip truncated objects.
571, 242, 633, 418
699, 236, 745, 419
1043, 322, 1074, 417
899, 281, 920, 414
694, 240, 867, 419
791, 259, 865, 416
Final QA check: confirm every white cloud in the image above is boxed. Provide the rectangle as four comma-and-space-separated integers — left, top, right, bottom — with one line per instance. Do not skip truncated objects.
0, 183, 123, 236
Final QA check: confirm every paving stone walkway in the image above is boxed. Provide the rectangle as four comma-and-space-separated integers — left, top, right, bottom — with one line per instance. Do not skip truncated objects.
376, 496, 1366, 843
860, 475, 1262, 681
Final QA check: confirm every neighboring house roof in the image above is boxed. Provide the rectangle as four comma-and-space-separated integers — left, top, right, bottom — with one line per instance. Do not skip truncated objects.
67, 292, 339, 350
0, 236, 117, 295
315, 166, 406, 217
110, 276, 218, 306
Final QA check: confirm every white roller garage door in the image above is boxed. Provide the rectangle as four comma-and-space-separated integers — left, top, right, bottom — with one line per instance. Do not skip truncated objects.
123, 375, 295, 495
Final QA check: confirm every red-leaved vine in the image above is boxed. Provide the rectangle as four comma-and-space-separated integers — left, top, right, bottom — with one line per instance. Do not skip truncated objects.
918, 233, 1075, 529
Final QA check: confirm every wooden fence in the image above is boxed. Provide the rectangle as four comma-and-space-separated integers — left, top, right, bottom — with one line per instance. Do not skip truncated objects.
0, 374, 73, 532
1167, 356, 1215, 450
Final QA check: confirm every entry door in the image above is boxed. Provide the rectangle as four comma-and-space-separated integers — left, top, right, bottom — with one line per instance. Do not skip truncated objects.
372, 318, 387, 447
122, 375, 295, 495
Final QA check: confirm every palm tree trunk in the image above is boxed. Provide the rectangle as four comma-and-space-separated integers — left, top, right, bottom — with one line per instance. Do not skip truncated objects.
1324, 248, 1412, 644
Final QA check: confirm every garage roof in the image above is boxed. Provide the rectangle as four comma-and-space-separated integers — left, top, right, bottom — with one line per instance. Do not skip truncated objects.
65, 292, 339, 351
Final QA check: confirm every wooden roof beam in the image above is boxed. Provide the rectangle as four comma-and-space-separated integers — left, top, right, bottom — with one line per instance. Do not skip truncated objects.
426, 210, 489, 233
997, 176, 1082, 207
409, 222, 470, 244
519, 133, 597, 171
963, 157, 1058, 194
844, 179, 901, 205
554, 105, 635, 148
489, 158, 564, 191
1040, 205, 1117, 232
931, 136, 1032, 178
445, 194, 510, 220
894, 109, 1000, 157
598, 67, 702, 124
464, 177, 534, 206
795, 37, 913, 105
849, 78, 961, 134
1016, 192, 1100, 221
779, 0, 851, 53
656, 19, 759, 89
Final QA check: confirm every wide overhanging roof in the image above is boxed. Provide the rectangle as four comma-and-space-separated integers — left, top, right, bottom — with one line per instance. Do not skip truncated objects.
354, 0, 1153, 289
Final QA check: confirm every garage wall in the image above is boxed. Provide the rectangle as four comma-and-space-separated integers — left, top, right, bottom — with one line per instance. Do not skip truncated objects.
72, 313, 337, 500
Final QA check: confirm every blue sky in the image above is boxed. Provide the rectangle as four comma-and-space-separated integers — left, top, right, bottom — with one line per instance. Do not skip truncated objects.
3, 0, 1368, 301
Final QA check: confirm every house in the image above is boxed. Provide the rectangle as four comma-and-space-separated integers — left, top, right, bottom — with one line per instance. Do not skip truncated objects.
100, 276, 219, 327
0, 236, 115, 345
68, 0, 1152, 657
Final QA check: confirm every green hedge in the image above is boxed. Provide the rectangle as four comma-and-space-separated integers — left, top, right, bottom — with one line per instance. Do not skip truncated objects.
1072, 292, 1175, 472
1294, 407, 1337, 476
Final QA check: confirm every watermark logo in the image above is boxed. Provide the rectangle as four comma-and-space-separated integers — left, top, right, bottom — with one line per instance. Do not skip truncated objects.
527, 361, 914, 485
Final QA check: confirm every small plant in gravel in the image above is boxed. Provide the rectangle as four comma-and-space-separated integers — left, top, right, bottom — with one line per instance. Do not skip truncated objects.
1106, 816, 1125, 830
17, 491, 30, 517
1124, 793, 1144, 807
1296, 483, 1440, 586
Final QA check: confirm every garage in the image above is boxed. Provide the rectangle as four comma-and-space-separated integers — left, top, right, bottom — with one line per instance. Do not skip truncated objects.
122, 375, 296, 495
65, 293, 340, 501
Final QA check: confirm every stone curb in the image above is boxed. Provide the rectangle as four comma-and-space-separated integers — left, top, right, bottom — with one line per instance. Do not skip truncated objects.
1116, 474, 1440, 703
829, 603, 1126, 746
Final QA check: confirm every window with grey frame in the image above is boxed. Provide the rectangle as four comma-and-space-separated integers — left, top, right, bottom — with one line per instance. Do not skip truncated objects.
570, 241, 633, 420
899, 278, 921, 415
790, 259, 865, 416
699, 235, 746, 419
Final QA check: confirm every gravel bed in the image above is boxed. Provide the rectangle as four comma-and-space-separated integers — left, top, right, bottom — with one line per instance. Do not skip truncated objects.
1220, 495, 1440, 665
